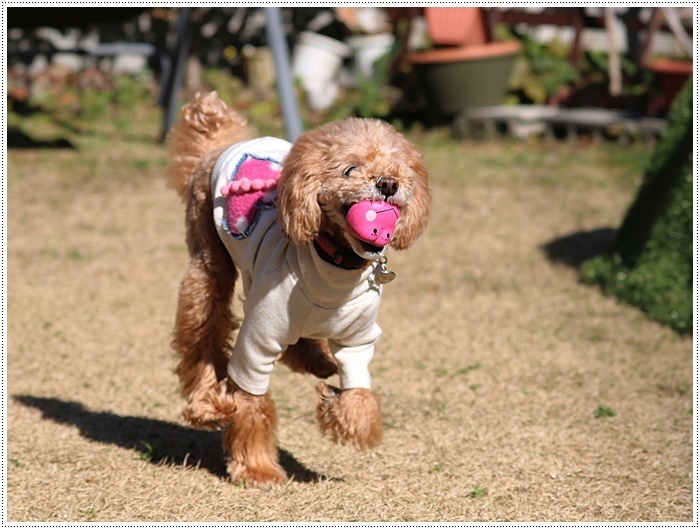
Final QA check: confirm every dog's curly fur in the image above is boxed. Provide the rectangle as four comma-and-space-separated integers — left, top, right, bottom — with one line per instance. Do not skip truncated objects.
166, 92, 430, 487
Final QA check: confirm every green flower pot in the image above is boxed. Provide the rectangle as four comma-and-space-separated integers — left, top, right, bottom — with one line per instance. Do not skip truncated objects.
409, 41, 520, 113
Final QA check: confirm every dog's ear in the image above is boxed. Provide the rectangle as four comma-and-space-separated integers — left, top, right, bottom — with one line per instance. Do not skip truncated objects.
277, 135, 323, 245
391, 145, 431, 250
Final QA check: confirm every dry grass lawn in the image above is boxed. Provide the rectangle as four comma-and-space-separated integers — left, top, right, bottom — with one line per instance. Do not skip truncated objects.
6, 110, 693, 521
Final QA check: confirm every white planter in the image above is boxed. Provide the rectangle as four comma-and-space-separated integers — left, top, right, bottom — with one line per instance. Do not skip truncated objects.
346, 32, 395, 80
292, 31, 351, 111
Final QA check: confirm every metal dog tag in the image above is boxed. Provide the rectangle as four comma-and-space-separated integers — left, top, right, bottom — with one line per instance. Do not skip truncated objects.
374, 268, 396, 285
373, 256, 396, 285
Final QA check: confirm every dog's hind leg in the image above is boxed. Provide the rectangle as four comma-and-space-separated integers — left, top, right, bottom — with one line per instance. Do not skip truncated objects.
279, 338, 338, 379
173, 197, 286, 486
172, 150, 239, 430
173, 250, 237, 430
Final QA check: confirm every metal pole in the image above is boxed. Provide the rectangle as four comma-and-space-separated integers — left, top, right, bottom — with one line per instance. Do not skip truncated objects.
264, 6, 303, 141
160, 6, 192, 140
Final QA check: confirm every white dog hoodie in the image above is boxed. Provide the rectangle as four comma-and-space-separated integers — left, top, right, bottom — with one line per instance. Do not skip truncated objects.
211, 137, 384, 396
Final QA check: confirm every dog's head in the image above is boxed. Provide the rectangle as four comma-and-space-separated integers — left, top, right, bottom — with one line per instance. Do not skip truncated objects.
277, 118, 430, 259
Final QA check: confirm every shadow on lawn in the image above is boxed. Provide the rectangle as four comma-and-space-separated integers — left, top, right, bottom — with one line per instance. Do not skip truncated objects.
8, 127, 76, 149
14, 395, 327, 484
541, 227, 616, 268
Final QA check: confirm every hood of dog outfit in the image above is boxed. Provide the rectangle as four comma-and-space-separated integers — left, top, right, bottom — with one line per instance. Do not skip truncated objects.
210, 136, 385, 395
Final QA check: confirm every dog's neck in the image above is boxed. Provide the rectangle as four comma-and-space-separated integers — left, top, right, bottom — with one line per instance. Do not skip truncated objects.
313, 232, 368, 270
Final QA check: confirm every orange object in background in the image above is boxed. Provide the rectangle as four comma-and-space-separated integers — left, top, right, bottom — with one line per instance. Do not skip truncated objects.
425, 7, 487, 47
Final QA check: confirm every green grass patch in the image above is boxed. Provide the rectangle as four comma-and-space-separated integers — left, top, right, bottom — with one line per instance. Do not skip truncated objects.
594, 404, 616, 419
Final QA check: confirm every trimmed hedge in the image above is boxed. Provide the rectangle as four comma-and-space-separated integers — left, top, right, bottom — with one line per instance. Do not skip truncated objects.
581, 77, 693, 334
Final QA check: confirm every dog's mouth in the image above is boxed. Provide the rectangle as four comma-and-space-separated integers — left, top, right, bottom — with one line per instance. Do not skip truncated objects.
359, 240, 384, 254
346, 238, 385, 261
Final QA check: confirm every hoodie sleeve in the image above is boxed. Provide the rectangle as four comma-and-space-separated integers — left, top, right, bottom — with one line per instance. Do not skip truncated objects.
328, 322, 382, 390
227, 269, 301, 395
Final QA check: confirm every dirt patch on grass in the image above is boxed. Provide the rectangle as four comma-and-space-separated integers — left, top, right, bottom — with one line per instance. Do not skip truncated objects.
7, 123, 692, 521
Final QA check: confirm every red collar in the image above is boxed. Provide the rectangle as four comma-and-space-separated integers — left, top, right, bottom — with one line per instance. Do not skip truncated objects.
313, 234, 368, 270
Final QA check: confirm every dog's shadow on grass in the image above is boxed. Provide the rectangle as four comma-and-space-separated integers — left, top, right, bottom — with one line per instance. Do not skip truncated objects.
13, 395, 327, 484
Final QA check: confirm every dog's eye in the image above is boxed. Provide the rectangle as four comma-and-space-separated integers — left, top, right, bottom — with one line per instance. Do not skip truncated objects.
343, 166, 357, 177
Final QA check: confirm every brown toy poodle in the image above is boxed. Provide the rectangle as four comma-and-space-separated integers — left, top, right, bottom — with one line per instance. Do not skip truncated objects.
165, 91, 430, 486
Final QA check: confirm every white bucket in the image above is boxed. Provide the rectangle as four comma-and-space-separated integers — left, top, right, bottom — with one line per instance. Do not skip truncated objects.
292, 31, 352, 111
346, 33, 395, 80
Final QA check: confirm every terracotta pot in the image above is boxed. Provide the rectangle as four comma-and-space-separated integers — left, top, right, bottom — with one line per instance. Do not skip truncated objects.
650, 58, 692, 106
424, 7, 487, 47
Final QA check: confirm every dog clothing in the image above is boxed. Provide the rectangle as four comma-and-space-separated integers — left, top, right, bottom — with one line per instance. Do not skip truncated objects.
212, 137, 384, 396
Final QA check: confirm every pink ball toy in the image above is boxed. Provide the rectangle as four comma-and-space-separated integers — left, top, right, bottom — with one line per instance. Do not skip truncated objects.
346, 200, 401, 247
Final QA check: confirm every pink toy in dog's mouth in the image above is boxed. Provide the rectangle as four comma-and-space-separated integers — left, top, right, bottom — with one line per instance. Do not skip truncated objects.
346, 200, 400, 249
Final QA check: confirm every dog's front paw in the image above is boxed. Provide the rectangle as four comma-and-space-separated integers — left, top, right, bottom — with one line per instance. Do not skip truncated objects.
226, 459, 287, 488
315, 383, 383, 450
222, 390, 287, 488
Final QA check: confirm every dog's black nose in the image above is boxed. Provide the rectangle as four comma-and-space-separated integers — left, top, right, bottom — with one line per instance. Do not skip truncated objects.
376, 176, 399, 198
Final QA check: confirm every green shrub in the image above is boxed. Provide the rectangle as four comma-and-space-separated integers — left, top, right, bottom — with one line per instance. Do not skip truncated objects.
497, 25, 579, 104
581, 77, 693, 334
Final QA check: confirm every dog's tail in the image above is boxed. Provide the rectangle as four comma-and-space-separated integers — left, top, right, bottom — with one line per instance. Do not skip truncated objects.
165, 91, 253, 199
